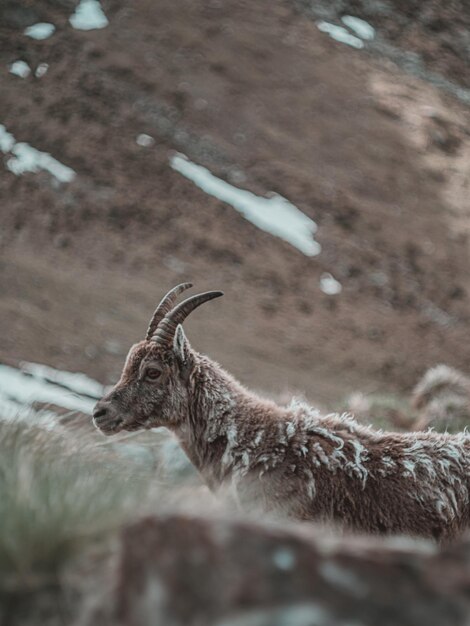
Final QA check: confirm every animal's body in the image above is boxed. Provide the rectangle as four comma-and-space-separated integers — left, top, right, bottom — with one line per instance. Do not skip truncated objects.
94, 284, 470, 540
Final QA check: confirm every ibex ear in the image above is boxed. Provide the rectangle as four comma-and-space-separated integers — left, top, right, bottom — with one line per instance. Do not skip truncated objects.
173, 324, 191, 366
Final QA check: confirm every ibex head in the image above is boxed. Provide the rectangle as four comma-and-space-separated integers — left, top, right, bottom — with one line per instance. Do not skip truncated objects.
93, 283, 223, 435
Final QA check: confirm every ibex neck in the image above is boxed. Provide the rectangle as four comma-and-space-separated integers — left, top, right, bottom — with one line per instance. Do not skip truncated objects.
174, 354, 282, 489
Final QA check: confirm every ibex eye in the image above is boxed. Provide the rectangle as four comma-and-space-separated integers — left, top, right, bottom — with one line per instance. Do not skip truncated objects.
146, 368, 161, 380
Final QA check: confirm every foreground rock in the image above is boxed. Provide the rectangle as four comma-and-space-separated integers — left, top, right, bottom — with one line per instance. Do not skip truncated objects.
90, 515, 470, 626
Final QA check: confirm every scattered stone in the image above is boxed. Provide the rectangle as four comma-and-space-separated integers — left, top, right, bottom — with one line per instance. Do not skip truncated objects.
35, 63, 49, 78
320, 273, 342, 295
136, 133, 155, 147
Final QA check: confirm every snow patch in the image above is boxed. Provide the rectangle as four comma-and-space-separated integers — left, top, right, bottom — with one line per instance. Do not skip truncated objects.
320, 273, 342, 295
0, 126, 15, 152
0, 363, 97, 417
24, 23, 56, 40
0, 123, 75, 183
21, 361, 105, 399
316, 21, 364, 50
9, 61, 31, 78
70, 0, 109, 31
170, 152, 321, 257
341, 16, 375, 41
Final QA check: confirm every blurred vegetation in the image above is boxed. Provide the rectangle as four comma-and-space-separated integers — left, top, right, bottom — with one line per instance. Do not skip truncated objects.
341, 391, 417, 431
0, 418, 154, 589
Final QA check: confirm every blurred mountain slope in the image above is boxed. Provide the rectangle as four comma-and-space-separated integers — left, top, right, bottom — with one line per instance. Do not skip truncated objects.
0, 0, 469, 404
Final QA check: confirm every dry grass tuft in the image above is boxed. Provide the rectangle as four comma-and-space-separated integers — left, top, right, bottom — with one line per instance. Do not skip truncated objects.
0, 417, 154, 587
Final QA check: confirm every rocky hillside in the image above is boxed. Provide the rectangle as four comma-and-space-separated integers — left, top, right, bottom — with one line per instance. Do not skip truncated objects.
1, 0, 469, 407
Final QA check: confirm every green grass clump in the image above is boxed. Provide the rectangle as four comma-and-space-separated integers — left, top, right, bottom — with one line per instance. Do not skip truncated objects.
0, 418, 152, 587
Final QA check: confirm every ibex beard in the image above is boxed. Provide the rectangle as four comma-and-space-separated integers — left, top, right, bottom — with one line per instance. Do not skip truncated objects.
94, 283, 470, 540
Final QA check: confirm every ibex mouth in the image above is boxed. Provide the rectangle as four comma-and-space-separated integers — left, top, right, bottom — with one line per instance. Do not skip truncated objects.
93, 416, 123, 436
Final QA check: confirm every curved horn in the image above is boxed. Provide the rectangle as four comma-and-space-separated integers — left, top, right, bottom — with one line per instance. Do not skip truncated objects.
152, 290, 224, 346
145, 283, 193, 340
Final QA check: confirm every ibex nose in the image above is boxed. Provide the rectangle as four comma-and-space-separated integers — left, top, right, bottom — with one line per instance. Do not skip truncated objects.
93, 403, 108, 419
93, 400, 120, 435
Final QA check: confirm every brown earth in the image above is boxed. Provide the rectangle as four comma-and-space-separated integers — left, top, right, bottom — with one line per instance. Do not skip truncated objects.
1, 0, 470, 407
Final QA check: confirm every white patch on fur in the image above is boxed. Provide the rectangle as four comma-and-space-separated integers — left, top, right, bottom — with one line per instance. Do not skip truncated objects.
312, 442, 331, 467
277, 422, 287, 445
286, 421, 296, 439
221, 422, 239, 468
402, 459, 417, 479
310, 425, 346, 451
304, 468, 316, 499
378, 456, 396, 477
345, 439, 369, 487
241, 451, 251, 469
253, 429, 264, 446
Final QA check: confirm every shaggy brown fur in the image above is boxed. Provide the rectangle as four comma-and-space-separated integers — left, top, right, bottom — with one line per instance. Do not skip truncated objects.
94, 287, 470, 541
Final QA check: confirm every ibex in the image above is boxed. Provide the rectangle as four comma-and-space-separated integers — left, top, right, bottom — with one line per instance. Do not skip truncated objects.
94, 284, 470, 540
